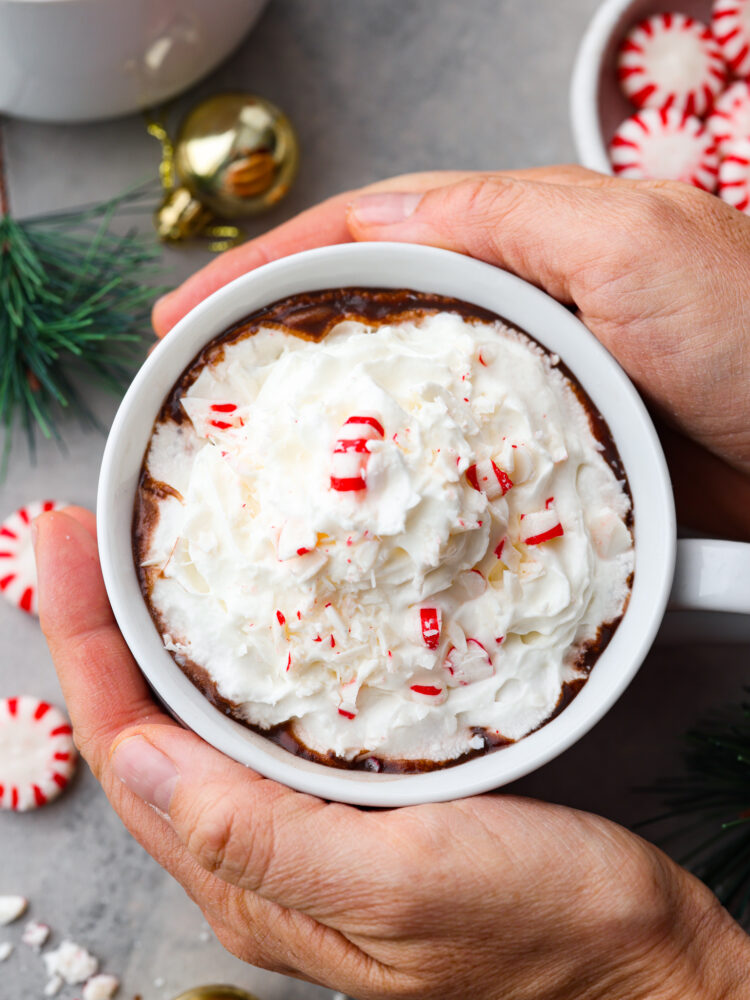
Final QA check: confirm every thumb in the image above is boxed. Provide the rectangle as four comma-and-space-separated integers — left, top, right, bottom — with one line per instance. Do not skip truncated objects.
109, 724, 381, 920
346, 175, 637, 305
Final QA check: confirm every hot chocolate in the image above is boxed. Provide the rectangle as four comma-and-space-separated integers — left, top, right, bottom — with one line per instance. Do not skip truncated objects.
134, 288, 634, 773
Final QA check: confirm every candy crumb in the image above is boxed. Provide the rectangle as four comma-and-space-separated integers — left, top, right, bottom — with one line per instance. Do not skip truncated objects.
0, 941, 13, 961
43, 974, 63, 998
22, 919, 50, 950
82, 973, 120, 1000
43, 940, 98, 985
0, 895, 27, 925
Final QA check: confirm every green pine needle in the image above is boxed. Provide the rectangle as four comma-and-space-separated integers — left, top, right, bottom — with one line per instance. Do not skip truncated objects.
0, 186, 164, 470
639, 692, 750, 925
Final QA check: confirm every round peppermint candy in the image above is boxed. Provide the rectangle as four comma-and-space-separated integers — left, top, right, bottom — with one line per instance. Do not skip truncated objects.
618, 12, 727, 117
718, 138, 750, 212
0, 500, 66, 615
708, 81, 750, 156
0, 697, 77, 811
712, 0, 750, 77
610, 108, 719, 191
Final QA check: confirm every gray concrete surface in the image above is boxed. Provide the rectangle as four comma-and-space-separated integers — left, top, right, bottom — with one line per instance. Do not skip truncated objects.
1, 1, 747, 998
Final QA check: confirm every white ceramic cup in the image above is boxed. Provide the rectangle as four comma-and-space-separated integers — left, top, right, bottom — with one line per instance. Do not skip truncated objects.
0, 0, 269, 123
97, 242, 750, 807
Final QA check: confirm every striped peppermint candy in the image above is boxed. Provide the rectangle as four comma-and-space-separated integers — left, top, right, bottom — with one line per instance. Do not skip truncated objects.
610, 108, 719, 191
708, 81, 750, 155
330, 415, 384, 493
618, 12, 726, 117
712, 0, 750, 76
0, 697, 77, 811
718, 138, 750, 212
0, 500, 67, 615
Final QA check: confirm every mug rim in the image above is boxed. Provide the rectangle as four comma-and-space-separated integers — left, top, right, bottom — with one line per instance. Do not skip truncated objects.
569, 0, 635, 173
97, 242, 676, 806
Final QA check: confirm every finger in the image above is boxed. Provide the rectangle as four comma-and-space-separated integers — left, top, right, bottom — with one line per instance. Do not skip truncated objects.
34, 510, 176, 774
346, 173, 650, 304
109, 723, 398, 923
57, 504, 97, 540
151, 168, 607, 337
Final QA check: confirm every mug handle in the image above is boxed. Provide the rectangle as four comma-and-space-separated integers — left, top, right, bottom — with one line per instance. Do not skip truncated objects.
669, 538, 750, 613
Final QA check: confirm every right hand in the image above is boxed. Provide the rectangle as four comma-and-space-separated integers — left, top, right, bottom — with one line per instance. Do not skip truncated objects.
153, 166, 750, 540
35, 507, 750, 1000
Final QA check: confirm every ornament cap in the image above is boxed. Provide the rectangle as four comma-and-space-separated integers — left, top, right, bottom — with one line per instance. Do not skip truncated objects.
171, 987, 261, 1000
155, 187, 215, 242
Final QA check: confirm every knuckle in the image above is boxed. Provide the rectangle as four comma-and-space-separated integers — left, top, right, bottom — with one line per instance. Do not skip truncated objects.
450, 175, 522, 222
437, 176, 526, 261
185, 791, 272, 892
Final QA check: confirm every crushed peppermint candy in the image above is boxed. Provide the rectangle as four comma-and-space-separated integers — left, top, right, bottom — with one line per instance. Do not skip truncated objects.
22, 920, 50, 950
43, 939, 98, 985
0, 895, 27, 925
330, 415, 385, 492
82, 973, 120, 1000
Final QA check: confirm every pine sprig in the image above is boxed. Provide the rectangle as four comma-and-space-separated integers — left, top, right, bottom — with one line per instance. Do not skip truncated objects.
0, 186, 163, 469
640, 692, 750, 925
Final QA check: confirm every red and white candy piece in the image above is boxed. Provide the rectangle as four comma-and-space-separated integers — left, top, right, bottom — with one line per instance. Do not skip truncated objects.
521, 499, 564, 546
466, 459, 513, 499
338, 679, 360, 720
610, 108, 719, 190
22, 920, 50, 950
718, 138, 750, 212
444, 639, 494, 686
43, 940, 98, 986
419, 607, 442, 649
708, 82, 750, 156
330, 415, 384, 492
712, 0, 750, 77
0, 697, 76, 811
618, 13, 726, 117
409, 682, 447, 704
0, 500, 66, 616
181, 399, 244, 438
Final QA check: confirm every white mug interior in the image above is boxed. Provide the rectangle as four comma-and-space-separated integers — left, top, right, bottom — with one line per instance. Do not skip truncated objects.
97, 243, 675, 807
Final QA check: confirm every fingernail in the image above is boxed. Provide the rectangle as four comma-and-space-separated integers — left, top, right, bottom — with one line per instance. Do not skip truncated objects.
111, 735, 178, 814
30, 519, 38, 547
349, 192, 423, 226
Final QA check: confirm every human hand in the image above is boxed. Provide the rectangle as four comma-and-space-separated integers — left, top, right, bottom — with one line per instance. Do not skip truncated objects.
35, 508, 750, 1000
153, 166, 750, 540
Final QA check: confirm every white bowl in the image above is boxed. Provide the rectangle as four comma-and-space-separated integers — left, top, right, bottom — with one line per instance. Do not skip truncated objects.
0, 0, 269, 123
570, 0, 713, 173
98, 242, 677, 807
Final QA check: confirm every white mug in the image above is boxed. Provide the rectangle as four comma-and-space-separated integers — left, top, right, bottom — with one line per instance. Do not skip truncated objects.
97, 243, 750, 807
0, 0, 269, 123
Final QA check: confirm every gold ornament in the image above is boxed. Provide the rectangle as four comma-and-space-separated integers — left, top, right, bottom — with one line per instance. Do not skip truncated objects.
148, 93, 299, 249
171, 986, 261, 1000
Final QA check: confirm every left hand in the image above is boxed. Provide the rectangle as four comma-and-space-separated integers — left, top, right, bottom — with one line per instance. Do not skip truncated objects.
35, 507, 750, 1000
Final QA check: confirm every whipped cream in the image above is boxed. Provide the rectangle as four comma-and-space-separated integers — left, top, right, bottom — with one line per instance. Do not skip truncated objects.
138, 307, 634, 765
